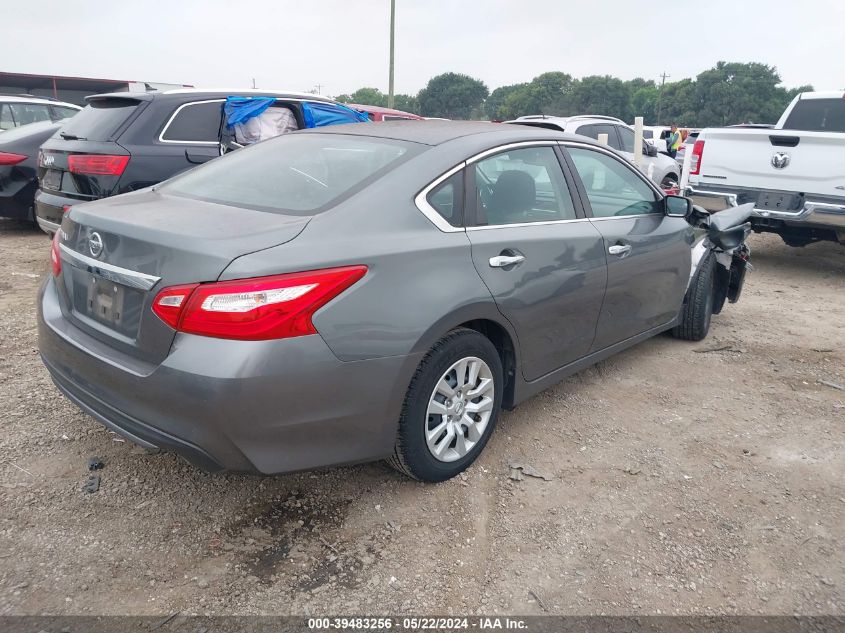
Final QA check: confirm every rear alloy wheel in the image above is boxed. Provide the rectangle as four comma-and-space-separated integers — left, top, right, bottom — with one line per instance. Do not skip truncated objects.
389, 328, 503, 482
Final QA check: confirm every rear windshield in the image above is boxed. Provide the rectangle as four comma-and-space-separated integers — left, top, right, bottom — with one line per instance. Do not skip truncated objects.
782, 98, 845, 132
161, 133, 417, 215
57, 98, 141, 141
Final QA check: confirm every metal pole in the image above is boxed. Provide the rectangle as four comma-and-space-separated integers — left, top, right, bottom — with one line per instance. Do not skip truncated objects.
656, 71, 669, 126
388, 0, 395, 109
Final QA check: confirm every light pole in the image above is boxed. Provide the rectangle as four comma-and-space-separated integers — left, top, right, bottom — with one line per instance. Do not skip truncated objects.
388, 0, 395, 109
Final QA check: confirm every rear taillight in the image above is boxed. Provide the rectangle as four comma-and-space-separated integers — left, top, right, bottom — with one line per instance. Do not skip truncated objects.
689, 140, 705, 175
50, 231, 62, 277
67, 154, 129, 176
152, 266, 368, 341
0, 151, 27, 166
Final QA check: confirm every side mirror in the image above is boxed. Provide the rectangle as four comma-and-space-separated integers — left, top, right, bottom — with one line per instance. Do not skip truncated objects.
665, 194, 691, 217
645, 143, 658, 157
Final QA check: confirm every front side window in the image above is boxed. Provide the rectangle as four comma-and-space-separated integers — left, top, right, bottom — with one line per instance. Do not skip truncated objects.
616, 125, 636, 153
474, 146, 576, 226
161, 101, 224, 142
567, 147, 661, 218
162, 133, 415, 215
427, 171, 464, 226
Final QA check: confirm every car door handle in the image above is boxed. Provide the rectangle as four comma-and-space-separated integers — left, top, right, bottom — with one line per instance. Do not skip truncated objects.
489, 254, 525, 268
608, 244, 632, 256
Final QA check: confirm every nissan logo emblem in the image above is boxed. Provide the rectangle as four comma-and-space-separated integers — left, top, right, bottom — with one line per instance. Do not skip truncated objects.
88, 232, 104, 258
771, 152, 790, 169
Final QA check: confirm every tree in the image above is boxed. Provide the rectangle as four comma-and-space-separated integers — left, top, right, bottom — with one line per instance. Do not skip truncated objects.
392, 94, 419, 114
417, 72, 489, 119
485, 83, 528, 119
568, 76, 632, 121
347, 87, 387, 107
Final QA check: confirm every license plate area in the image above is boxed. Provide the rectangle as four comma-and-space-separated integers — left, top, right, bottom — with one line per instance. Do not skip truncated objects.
41, 169, 62, 191
86, 275, 126, 326
756, 191, 802, 212
67, 267, 143, 338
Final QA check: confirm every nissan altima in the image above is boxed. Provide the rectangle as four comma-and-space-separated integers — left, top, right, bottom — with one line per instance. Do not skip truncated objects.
38, 121, 749, 482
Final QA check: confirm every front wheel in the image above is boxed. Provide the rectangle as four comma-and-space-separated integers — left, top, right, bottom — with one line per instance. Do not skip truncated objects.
672, 252, 715, 341
388, 328, 503, 482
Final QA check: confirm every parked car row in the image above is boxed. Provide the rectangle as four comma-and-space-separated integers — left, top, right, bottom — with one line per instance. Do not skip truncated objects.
0, 94, 81, 131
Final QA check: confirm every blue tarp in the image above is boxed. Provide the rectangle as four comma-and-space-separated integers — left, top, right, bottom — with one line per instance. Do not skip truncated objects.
223, 96, 275, 128
301, 101, 369, 128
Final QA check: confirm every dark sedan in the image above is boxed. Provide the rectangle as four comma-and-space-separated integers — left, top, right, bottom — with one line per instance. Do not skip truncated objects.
0, 119, 67, 223
39, 121, 748, 482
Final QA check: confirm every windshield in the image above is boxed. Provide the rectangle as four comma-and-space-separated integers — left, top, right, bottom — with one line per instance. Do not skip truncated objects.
161, 133, 416, 215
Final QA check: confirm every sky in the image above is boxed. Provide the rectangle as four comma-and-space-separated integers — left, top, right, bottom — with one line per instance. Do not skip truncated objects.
3, 0, 842, 97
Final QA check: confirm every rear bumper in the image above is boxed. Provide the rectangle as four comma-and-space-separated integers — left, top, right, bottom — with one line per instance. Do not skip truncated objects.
38, 276, 421, 474
686, 186, 845, 231
34, 188, 79, 234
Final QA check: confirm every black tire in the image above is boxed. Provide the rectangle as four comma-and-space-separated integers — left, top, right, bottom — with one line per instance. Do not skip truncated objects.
672, 252, 716, 341
388, 328, 504, 482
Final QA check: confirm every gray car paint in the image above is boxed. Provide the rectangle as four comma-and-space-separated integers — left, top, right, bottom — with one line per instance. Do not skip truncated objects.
38, 121, 696, 474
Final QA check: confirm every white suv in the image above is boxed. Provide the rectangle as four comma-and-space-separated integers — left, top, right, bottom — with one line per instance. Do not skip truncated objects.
507, 115, 680, 190
0, 95, 81, 132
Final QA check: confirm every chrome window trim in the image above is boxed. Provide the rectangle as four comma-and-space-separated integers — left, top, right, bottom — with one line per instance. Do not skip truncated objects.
59, 244, 161, 291
465, 140, 560, 165
466, 217, 589, 231
414, 162, 467, 233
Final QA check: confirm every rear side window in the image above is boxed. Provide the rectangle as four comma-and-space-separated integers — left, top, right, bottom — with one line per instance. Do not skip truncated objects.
576, 124, 621, 150
59, 98, 141, 141
427, 172, 464, 226
161, 100, 223, 142
782, 98, 845, 132
0, 104, 13, 130
51, 105, 80, 120
162, 133, 416, 215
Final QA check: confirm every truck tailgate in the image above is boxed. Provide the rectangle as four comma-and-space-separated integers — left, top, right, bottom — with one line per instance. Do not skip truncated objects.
694, 128, 845, 198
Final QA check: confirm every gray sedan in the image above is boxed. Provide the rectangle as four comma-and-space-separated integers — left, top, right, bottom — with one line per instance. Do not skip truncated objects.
38, 122, 739, 482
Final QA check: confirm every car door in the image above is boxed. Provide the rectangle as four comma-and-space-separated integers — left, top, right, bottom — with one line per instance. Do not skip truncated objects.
562, 143, 691, 351
465, 143, 607, 381
159, 99, 225, 165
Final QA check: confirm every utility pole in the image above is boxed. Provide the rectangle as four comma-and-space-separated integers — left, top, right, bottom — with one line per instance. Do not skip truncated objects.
251, 78, 256, 89
314, 84, 323, 95
656, 71, 669, 126
388, 0, 395, 109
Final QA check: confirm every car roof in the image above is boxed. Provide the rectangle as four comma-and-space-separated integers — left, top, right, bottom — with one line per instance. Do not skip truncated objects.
305, 119, 604, 147
0, 95, 80, 108
86, 89, 335, 103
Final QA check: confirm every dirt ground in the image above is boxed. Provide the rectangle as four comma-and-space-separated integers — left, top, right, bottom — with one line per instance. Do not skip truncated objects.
0, 219, 842, 617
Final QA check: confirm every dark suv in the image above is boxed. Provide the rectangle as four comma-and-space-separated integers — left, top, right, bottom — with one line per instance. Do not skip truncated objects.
34, 89, 349, 234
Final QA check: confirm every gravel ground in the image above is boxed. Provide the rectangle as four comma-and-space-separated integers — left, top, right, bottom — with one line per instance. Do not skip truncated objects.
0, 219, 842, 617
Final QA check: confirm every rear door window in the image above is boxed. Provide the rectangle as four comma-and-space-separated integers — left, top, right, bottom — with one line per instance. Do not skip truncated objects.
58, 98, 142, 141
782, 98, 845, 132
160, 100, 224, 143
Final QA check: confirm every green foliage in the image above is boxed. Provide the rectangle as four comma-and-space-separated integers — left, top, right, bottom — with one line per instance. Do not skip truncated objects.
417, 72, 489, 119
337, 62, 811, 126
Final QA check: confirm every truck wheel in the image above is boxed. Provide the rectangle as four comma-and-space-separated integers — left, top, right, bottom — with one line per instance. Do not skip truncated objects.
672, 252, 715, 341
388, 328, 503, 482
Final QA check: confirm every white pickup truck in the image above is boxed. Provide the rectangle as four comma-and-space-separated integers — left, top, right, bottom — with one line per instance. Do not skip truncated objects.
683, 91, 845, 247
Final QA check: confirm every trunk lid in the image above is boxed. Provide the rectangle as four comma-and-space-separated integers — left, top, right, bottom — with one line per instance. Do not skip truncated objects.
695, 127, 845, 198
56, 189, 311, 364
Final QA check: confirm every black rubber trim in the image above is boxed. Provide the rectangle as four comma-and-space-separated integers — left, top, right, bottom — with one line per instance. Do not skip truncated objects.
43, 356, 225, 472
